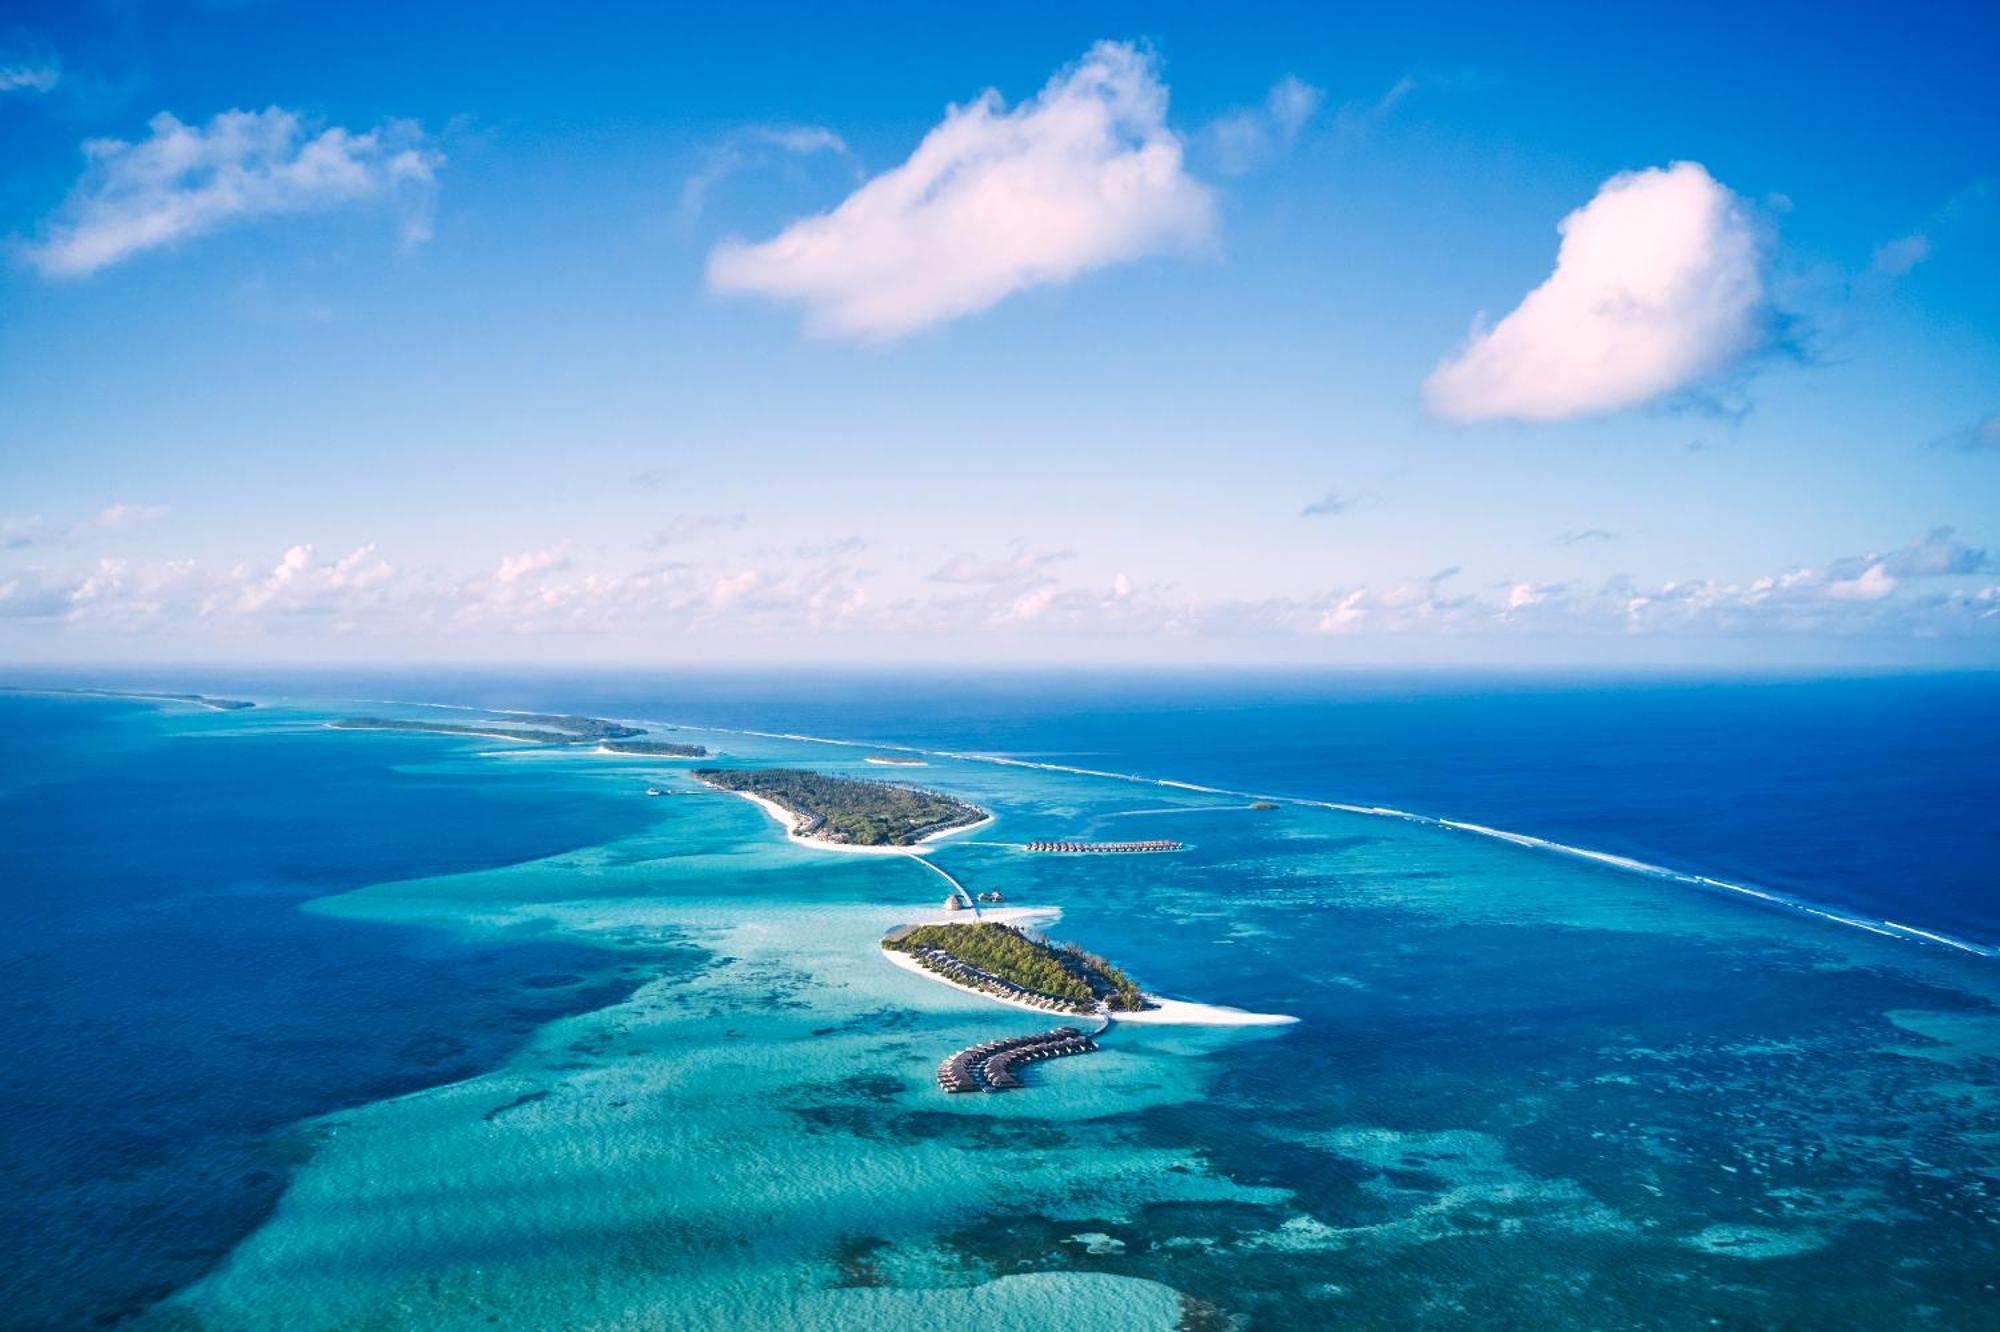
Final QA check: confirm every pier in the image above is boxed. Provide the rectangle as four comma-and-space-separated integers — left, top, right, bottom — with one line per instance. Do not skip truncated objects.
1022, 839, 1183, 854
935, 1025, 1099, 1093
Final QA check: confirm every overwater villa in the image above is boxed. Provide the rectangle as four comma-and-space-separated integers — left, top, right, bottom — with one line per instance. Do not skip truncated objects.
1023, 839, 1183, 854
935, 1026, 1097, 1094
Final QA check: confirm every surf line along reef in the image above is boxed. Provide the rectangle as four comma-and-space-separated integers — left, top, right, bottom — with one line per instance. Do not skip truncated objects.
691, 765, 1296, 1093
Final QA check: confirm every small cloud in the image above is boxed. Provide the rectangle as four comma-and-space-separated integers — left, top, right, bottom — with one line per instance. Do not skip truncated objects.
1299, 489, 1357, 518
1, 514, 55, 549
708, 569, 759, 608
1556, 528, 1617, 545
1876, 527, 1987, 579
1824, 561, 1895, 602
0, 57, 60, 96
677, 123, 852, 230
651, 512, 747, 547
1931, 412, 2000, 452
707, 41, 1215, 340
492, 545, 569, 586
1425, 162, 1768, 424
794, 535, 866, 558
1328, 74, 1417, 139
21, 107, 443, 278
95, 502, 169, 529
1869, 233, 1930, 278
1203, 74, 1323, 176
929, 545, 1072, 584
1864, 178, 1994, 288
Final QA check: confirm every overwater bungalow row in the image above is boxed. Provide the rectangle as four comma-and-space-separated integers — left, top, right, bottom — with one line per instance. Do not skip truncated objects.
935, 1026, 1096, 1094
1022, 840, 1184, 854
908, 947, 1096, 1014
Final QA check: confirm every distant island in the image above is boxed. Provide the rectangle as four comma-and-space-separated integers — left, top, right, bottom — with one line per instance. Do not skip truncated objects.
334, 718, 584, 744
14, 687, 255, 711
332, 713, 644, 745
883, 922, 1145, 1013
498, 713, 645, 742
600, 739, 709, 757
693, 767, 987, 846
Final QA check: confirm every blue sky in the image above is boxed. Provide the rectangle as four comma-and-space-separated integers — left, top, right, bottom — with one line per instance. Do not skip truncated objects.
1, 0, 1995, 665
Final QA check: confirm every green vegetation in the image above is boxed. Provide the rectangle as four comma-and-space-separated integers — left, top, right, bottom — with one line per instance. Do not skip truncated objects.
883, 922, 1145, 1011
502, 713, 645, 742
333, 718, 580, 743
602, 739, 709, 757
694, 767, 985, 846
333, 712, 646, 745
25, 687, 255, 711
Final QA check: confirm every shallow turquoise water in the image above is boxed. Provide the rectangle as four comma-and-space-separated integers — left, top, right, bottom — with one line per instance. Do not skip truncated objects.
87, 704, 1993, 1330
7, 696, 1992, 1328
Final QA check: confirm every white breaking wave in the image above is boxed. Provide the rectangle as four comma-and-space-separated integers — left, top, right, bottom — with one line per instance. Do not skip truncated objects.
357, 699, 1998, 962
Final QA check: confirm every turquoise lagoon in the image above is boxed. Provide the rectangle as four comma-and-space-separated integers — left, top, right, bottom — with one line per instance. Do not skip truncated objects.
11, 693, 1998, 1328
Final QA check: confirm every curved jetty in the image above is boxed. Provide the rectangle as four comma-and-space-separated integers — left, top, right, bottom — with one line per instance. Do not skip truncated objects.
1023, 839, 1183, 854
936, 1026, 1099, 1094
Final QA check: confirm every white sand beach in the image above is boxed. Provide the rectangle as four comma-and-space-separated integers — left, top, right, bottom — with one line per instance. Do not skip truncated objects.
704, 782, 993, 857
881, 932, 1298, 1027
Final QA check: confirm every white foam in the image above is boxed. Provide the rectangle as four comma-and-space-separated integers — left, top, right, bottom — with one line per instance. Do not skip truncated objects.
351, 699, 2000, 963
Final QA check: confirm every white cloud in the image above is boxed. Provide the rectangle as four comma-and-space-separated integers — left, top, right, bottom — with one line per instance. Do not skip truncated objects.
0, 60, 60, 95
493, 545, 571, 586
95, 502, 170, 529
1869, 233, 1929, 278
224, 543, 394, 616
1204, 74, 1323, 176
708, 569, 759, 608
707, 41, 1215, 340
678, 124, 851, 229
1854, 527, 1986, 579
651, 512, 748, 547
6, 527, 1995, 651
1425, 162, 1767, 423
23, 107, 443, 278
929, 544, 1073, 585
1824, 562, 1895, 602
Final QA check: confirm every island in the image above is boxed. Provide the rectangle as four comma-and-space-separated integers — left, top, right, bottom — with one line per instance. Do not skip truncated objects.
331, 713, 646, 745
882, 921, 1145, 1014
692, 767, 987, 847
600, 739, 709, 757
332, 718, 584, 744
16, 687, 256, 711
499, 713, 646, 742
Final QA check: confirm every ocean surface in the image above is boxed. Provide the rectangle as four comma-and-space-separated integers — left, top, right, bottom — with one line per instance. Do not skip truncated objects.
3, 672, 1996, 1329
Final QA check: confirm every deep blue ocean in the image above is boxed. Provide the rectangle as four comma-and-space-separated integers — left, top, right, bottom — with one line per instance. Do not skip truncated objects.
3, 671, 1996, 1328
0, 694, 667, 1329
411, 669, 2000, 943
